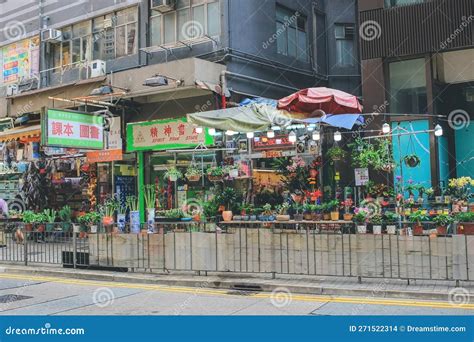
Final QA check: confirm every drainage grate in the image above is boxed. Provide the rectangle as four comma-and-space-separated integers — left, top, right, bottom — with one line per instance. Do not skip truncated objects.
0, 295, 32, 304
230, 284, 263, 292
226, 290, 255, 296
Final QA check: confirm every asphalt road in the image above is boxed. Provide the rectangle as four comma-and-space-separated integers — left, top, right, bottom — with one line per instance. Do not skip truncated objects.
0, 273, 471, 316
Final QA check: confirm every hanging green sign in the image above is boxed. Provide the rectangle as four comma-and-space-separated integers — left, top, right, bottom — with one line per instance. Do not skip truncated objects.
126, 117, 213, 152
42, 109, 104, 150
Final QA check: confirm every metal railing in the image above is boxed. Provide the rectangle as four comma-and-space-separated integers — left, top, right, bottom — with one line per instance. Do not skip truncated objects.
0, 221, 472, 283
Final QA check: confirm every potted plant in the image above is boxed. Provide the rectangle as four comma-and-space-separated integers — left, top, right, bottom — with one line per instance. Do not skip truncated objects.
432, 213, 453, 235
404, 154, 420, 168
321, 203, 331, 220
143, 184, 157, 233
224, 164, 239, 178
259, 203, 274, 222
311, 204, 323, 221
33, 212, 48, 234
77, 212, 101, 233
293, 203, 304, 221
21, 210, 36, 231
384, 211, 400, 235
207, 166, 224, 182
455, 212, 474, 235
408, 210, 428, 235
239, 203, 252, 221
100, 198, 118, 227
164, 167, 182, 182
164, 208, 186, 222
276, 202, 291, 221
326, 146, 346, 162
342, 198, 354, 221
58, 205, 72, 232
353, 207, 369, 233
185, 165, 202, 182
326, 200, 340, 221
126, 195, 140, 234
43, 209, 57, 233
370, 213, 383, 235
220, 188, 237, 222
303, 204, 313, 220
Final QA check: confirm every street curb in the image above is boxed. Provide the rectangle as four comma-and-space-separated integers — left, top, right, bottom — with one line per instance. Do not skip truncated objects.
0, 265, 461, 302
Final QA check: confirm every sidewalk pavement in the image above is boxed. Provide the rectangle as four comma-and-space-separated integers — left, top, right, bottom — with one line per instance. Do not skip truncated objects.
0, 263, 473, 302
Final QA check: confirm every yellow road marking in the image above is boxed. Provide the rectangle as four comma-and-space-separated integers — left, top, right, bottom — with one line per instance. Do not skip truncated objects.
0, 273, 471, 310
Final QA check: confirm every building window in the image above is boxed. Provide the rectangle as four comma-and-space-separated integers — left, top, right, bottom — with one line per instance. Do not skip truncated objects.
389, 58, 427, 113
385, 0, 425, 7
150, 0, 220, 47
334, 24, 355, 66
276, 5, 308, 62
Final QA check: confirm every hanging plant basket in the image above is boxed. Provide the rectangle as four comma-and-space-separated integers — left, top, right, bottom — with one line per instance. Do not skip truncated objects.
208, 175, 224, 182
404, 155, 421, 168
186, 175, 201, 182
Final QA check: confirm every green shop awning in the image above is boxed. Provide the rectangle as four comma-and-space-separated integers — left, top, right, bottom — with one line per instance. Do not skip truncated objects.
187, 103, 298, 133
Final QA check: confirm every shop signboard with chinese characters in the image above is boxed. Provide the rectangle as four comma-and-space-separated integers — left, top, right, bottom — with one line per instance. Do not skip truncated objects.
42, 109, 104, 150
87, 117, 123, 163
252, 134, 294, 151
126, 118, 213, 152
354, 168, 369, 186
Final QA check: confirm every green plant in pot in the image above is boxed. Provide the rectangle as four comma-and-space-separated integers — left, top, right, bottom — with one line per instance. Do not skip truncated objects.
220, 188, 237, 222
303, 204, 313, 220
404, 154, 421, 168
164, 208, 186, 221
383, 211, 400, 235
164, 167, 182, 182
77, 212, 101, 233
58, 205, 72, 232
326, 200, 340, 221
353, 207, 369, 233
21, 210, 36, 231
207, 166, 224, 182
276, 202, 291, 221
293, 203, 304, 221
311, 204, 323, 220
370, 213, 383, 235
260, 203, 274, 221
432, 213, 453, 235
408, 210, 428, 235
455, 212, 474, 235
185, 165, 202, 182
43, 209, 57, 232
326, 146, 346, 163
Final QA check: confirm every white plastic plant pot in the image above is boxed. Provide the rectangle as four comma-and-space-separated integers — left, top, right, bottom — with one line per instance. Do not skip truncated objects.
147, 208, 155, 234
73, 224, 80, 233
386, 225, 397, 235
90, 225, 98, 234
169, 174, 178, 182
357, 225, 367, 234
373, 225, 382, 235
130, 210, 141, 234
117, 214, 126, 233
229, 169, 239, 178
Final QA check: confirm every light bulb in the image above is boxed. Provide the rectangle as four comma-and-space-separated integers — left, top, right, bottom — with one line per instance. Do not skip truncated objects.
312, 131, 320, 141
307, 126, 314, 132
334, 131, 342, 142
246, 131, 254, 139
225, 130, 237, 136
288, 131, 297, 143
434, 124, 443, 137
208, 128, 216, 136
195, 126, 203, 134
382, 123, 390, 134
267, 130, 275, 138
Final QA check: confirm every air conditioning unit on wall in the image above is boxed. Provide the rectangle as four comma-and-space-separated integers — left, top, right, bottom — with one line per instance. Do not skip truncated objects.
89, 60, 106, 78
6, 84, 18, 96
151, 0, 176, 13
41, 29, 63, 43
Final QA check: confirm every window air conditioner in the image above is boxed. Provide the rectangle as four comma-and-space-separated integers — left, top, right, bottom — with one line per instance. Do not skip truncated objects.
89, 60, 106, 78
41, 29, 63, 43
6, 85, 18, 97
103, 17, 114, 29
151, 0, 176, 13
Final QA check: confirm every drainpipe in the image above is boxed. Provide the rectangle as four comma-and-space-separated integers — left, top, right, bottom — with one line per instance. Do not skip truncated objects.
220, 71, 227, 109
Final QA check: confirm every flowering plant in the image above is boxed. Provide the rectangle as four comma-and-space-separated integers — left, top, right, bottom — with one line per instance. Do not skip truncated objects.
342, 198, 353, 213
286, 156, 306, 172
352, 207, 370, 224
446, 177, 474, 202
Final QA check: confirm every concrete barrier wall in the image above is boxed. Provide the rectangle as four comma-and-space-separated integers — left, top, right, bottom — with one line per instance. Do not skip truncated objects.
89, 230, 471, 280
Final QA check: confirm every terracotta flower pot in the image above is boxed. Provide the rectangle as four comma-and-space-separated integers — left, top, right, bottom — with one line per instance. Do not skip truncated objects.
276, 215, 290, 221
186, 175, 201, 182
413, 224, 424, 236
102, 216, 114, 226
343, 213, 353, 221
436, 226, 447, 235
304, 213, 313, 221
323, 213, 331, 220
458, 222, 474, 235
222, 211, 233, 222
